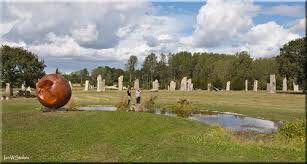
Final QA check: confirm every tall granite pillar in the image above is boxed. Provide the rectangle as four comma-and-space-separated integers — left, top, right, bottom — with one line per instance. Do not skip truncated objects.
282, 77, 287, 91
84, 80, 89, 91
118, 75, 123, 91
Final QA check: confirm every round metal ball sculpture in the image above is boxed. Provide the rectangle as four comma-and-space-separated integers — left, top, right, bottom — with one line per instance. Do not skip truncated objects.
36, 74, 72, 109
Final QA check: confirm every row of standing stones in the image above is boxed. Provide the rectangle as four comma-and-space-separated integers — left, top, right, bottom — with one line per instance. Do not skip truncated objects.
2, 74, 300, 98
79, 74, 300, 93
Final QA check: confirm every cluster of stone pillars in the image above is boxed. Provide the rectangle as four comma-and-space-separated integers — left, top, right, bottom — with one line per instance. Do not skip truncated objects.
79, 74, 300, 92
179, 77, 193, 91
83, 74, 106, 92
223, 74, 299, 93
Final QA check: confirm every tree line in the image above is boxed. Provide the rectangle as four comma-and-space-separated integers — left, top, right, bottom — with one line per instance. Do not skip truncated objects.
1, 37, 306, 92
62, 37, 306, 90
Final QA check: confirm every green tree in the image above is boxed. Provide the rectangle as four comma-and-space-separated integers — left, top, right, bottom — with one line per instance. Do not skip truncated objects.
79, 68, 89, 86
230, 51, 253, 90
1, 45, 46, 96
126, 55, 138, 83
276, 37, 306, 88
156, 53, 169, 89
141, 53, 158, 89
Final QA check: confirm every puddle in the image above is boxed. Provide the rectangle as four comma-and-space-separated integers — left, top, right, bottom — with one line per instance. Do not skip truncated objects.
76, 105, 279, 133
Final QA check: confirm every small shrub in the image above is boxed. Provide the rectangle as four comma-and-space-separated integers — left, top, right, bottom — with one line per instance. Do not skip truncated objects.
175, 99, 193, 118
278, 120, 305, 140
116, 96, 129, 111
144, 95, 157, 113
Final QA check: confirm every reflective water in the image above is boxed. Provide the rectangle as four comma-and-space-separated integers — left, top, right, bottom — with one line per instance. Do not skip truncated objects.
77, 105, 279, 133
190, 113, 278, 133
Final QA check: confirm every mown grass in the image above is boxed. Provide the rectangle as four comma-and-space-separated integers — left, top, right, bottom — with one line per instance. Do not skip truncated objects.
1, 88, 305, 162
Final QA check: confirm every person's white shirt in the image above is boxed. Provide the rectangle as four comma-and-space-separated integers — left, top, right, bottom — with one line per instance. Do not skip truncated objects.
135, 89, 141, 98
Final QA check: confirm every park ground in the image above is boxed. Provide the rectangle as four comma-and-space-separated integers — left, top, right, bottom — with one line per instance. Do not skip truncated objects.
1, 88, 306, 162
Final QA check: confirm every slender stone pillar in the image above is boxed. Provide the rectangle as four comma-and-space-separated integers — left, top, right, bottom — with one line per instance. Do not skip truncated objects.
5, 83, 10, 93
226, 81, 230, 91
170, 81, 176, 91
269, 74, 276, 93
293, 82, 299, 92
84, 80, 89, 91
282, 77, 287, 91
253, 80, 258, 92
207, 83, 211, 91
118, 75, 123, 91
180, 77, 187, 91
97, 75, 102, 92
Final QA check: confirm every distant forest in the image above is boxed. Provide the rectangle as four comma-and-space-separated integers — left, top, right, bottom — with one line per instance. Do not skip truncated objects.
62, 37, 306, 90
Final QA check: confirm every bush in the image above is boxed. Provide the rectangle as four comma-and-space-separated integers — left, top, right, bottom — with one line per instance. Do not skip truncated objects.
278, 120, 305, 140
116, 96, 129, 111
175, 99, 192, 118
144, 95, 157, 113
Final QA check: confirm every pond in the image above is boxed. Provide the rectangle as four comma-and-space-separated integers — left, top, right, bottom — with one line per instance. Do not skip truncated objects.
77, 106, 280, 133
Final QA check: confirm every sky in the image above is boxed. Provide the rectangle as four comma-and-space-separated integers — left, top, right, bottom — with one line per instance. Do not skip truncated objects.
0, 0, 305, 73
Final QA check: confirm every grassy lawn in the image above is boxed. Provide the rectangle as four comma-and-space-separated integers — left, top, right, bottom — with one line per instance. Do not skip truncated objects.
1, 89, 305, 162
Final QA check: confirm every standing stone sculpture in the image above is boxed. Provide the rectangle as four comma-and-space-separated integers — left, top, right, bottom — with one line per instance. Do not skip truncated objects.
269, 74, 276, 93
21, 83, 26, 91
226, 81, 230, 91
97, 75, 103, 92
266, 83, 270, 91
207, 83, 212, 91
134, 79, 139, 90
187, 79, 193, 91
170, 81, 176, 91
5, 83, 10, 93
36, 74, 72, 109
180, 77, 187, 91
282, 77, 287, 92
293, 82, 299, 92
118, 75, 123, 91
26, 86, 32, 93
253, 80, 258, 92
245, 80, 248, 91
102, 79, 106, 91
152, 79, 159, 90
84, 80, 89, 91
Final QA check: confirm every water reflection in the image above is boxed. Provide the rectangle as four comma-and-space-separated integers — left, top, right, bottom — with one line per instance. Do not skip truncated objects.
190, 113, 278, 133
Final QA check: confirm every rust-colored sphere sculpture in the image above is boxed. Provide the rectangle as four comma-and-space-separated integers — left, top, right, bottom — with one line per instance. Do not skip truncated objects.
36, 74, 72, 109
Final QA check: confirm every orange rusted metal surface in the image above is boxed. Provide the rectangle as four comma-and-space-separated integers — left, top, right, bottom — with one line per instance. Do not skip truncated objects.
36, 74, 71, 109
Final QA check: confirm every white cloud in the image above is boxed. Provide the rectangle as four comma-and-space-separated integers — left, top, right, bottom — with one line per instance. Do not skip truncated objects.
1, 1, 149, 49
242, 21, 300, 57
263, 5, 304, 17
189, 0, 259, 47
288, 18, 305, 33
71, 24, 99, 43
184, 0, 303, 58
1, 0, 304, 73
0, 20, 19, 37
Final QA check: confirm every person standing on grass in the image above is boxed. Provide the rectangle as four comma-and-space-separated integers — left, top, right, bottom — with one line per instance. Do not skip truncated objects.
127, 87, 131, 105
135, 89, 141, 104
